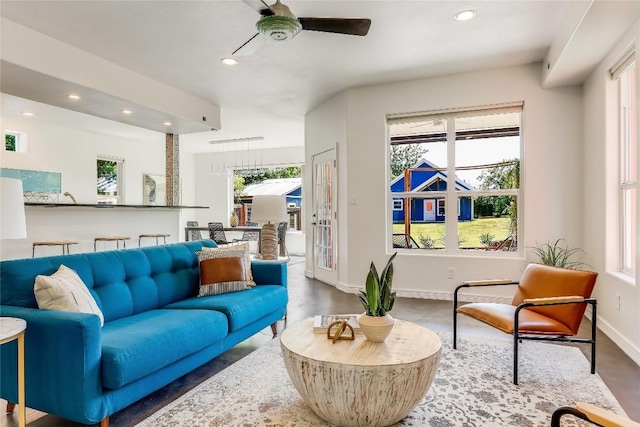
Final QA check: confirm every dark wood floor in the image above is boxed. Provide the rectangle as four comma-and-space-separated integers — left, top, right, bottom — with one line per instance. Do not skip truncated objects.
3, 257, 639, 426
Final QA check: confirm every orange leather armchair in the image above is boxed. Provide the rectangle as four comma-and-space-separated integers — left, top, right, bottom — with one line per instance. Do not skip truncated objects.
551, 402, 639, 427
453, 263, 598, 384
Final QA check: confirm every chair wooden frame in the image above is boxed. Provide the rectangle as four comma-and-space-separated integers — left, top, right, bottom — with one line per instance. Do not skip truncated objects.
551, 402, 639, 427
453, 273, 598, 385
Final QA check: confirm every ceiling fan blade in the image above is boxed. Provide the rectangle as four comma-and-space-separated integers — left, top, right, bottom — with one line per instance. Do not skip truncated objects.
232, 33, 266, 56
298, 18, 371, 36
241, 0, 275, 16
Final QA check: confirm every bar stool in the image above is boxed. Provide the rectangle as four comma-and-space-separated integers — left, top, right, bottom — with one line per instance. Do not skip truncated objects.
138, 233, 170, 246
94, 236, 131, 251
32, 240, 79, 257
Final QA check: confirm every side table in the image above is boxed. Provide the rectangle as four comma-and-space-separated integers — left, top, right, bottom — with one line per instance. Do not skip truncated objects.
0, 317, 27, 427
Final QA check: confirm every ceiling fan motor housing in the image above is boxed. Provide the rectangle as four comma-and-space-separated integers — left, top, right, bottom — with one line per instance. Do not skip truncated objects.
256, 15, 301, 41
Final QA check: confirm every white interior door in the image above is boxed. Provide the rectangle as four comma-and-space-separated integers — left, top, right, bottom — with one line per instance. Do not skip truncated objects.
312, 149, 337, 285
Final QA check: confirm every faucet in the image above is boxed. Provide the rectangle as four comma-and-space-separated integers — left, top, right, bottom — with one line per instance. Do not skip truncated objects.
63, 192, 77, 204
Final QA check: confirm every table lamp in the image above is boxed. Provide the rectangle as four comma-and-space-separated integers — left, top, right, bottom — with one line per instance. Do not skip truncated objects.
250, 195, 288, 260
1, 177, 27, 239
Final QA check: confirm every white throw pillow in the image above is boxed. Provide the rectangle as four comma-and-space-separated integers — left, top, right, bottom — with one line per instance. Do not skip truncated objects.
34, 264, 104, 326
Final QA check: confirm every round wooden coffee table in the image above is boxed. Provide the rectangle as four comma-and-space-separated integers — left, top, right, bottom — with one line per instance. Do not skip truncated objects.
280, 318, 441, 427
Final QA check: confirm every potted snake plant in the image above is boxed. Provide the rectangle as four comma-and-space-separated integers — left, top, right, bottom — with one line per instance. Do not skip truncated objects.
358, 252, 397, 342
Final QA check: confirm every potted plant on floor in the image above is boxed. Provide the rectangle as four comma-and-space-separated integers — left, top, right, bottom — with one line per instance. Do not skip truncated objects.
530, 238, 590, 270
358, 252, 397, 342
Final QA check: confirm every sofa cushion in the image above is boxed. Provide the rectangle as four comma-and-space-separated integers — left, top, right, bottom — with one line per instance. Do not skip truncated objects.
196, 249, 249, 296
101, 309, 228, 389
34, 264, 105, 326
164, 285, 288, 332
202, 242, 255, 286
199, 256, 248, 296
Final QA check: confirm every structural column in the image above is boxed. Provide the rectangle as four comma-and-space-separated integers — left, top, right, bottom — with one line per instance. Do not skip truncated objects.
165, 134, 180, 206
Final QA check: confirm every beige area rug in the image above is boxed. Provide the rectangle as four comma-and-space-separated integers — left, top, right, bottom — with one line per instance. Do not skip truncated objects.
136, 330, 627, 427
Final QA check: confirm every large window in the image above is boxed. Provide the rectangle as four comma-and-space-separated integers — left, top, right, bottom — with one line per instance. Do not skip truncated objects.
97, 156, 124, 204
614, 54, 637, 275
388, 105, 522, 253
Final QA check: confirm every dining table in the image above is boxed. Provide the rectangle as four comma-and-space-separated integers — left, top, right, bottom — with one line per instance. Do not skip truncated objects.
184, 225, 262, 250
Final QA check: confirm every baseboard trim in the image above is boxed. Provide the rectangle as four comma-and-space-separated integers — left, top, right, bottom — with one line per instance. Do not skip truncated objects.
596, 316, 640, 367
335, 283, 511, 304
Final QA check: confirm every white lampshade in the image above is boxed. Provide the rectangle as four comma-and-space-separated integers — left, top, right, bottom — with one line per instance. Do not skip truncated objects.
1, 177, 27, 239
250, 195, 288, 223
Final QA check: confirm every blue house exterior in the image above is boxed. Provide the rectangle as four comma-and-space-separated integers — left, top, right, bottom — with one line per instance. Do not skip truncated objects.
391, 160, 474, 223
285, 186, 302, 208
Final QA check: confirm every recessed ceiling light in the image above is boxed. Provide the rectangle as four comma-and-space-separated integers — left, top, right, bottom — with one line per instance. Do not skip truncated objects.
67, 94, 81, 100
221, 57, 238, 66
122, 109, 132, 114
454, 10, 477, 21
21, 112, 34, 116
163, 122, 172, 126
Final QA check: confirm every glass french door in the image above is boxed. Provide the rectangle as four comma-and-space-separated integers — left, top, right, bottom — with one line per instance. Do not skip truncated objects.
312, 149, 337, 285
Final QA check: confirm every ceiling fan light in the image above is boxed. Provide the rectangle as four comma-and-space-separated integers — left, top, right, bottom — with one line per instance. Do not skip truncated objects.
256, 15, 301, 41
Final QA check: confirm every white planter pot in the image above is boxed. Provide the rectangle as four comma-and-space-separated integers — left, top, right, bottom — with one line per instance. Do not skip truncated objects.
358, 313, 395, 342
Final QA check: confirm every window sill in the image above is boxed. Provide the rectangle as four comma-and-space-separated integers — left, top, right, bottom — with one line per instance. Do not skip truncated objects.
607, 270, 636, 287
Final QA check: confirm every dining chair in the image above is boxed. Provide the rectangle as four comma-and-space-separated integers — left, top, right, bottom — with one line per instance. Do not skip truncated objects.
208, 222, 229, 245
240, 221, 260, 242
453, 263, 598, 384
277, 221, 288, 258
186, 220, 203, 241
231, 222, 260, 253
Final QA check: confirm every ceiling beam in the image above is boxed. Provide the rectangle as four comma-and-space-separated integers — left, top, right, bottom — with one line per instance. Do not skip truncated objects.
0, 18, 221, 134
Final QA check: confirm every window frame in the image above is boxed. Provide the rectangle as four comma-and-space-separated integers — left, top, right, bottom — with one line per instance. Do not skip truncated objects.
392, 199, 403, 211
387, 104, 523, 255
97, 155, 125, 205
615, 57, 637, 276
4, 129, 28, 153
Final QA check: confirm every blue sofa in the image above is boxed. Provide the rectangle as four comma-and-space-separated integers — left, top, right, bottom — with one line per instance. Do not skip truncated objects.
0, 240, 288, 426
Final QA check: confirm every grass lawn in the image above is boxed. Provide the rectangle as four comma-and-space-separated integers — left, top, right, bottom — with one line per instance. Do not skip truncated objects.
393, 217, 512, 248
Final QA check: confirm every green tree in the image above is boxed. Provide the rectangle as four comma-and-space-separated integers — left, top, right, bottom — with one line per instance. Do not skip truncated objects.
5, 134, 16, 151
477, 159, 520, 191
239, 166, 302, 186
97, 159, 117, 195
390, 144, 427, 180
233, 174, 245, 202
474, 159, 520, 234
97, 159, 117, 179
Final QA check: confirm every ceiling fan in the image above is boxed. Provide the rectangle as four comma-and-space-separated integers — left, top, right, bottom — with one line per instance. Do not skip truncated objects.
232, 0, 372, 56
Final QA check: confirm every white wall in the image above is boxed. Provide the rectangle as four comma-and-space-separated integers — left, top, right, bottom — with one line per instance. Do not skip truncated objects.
582, 20, 640, 362
305, 91, 348, 280
0, 110, 185, 259
1, 114, 165, 204
307, 63, 584, 300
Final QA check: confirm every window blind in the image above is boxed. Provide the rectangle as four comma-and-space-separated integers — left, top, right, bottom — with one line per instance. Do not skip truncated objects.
610, 49, 636, 80
387, 102, 523, 125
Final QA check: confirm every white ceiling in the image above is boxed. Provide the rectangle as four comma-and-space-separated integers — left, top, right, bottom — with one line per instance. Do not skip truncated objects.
0, 0, 586, 153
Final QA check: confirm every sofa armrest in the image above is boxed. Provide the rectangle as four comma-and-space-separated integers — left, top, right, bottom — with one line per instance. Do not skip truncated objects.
251, 260, 287, 287
0, 305, 107, 423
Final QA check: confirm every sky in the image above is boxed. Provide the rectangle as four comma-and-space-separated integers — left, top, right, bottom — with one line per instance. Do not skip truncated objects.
421, 136, 520, 187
